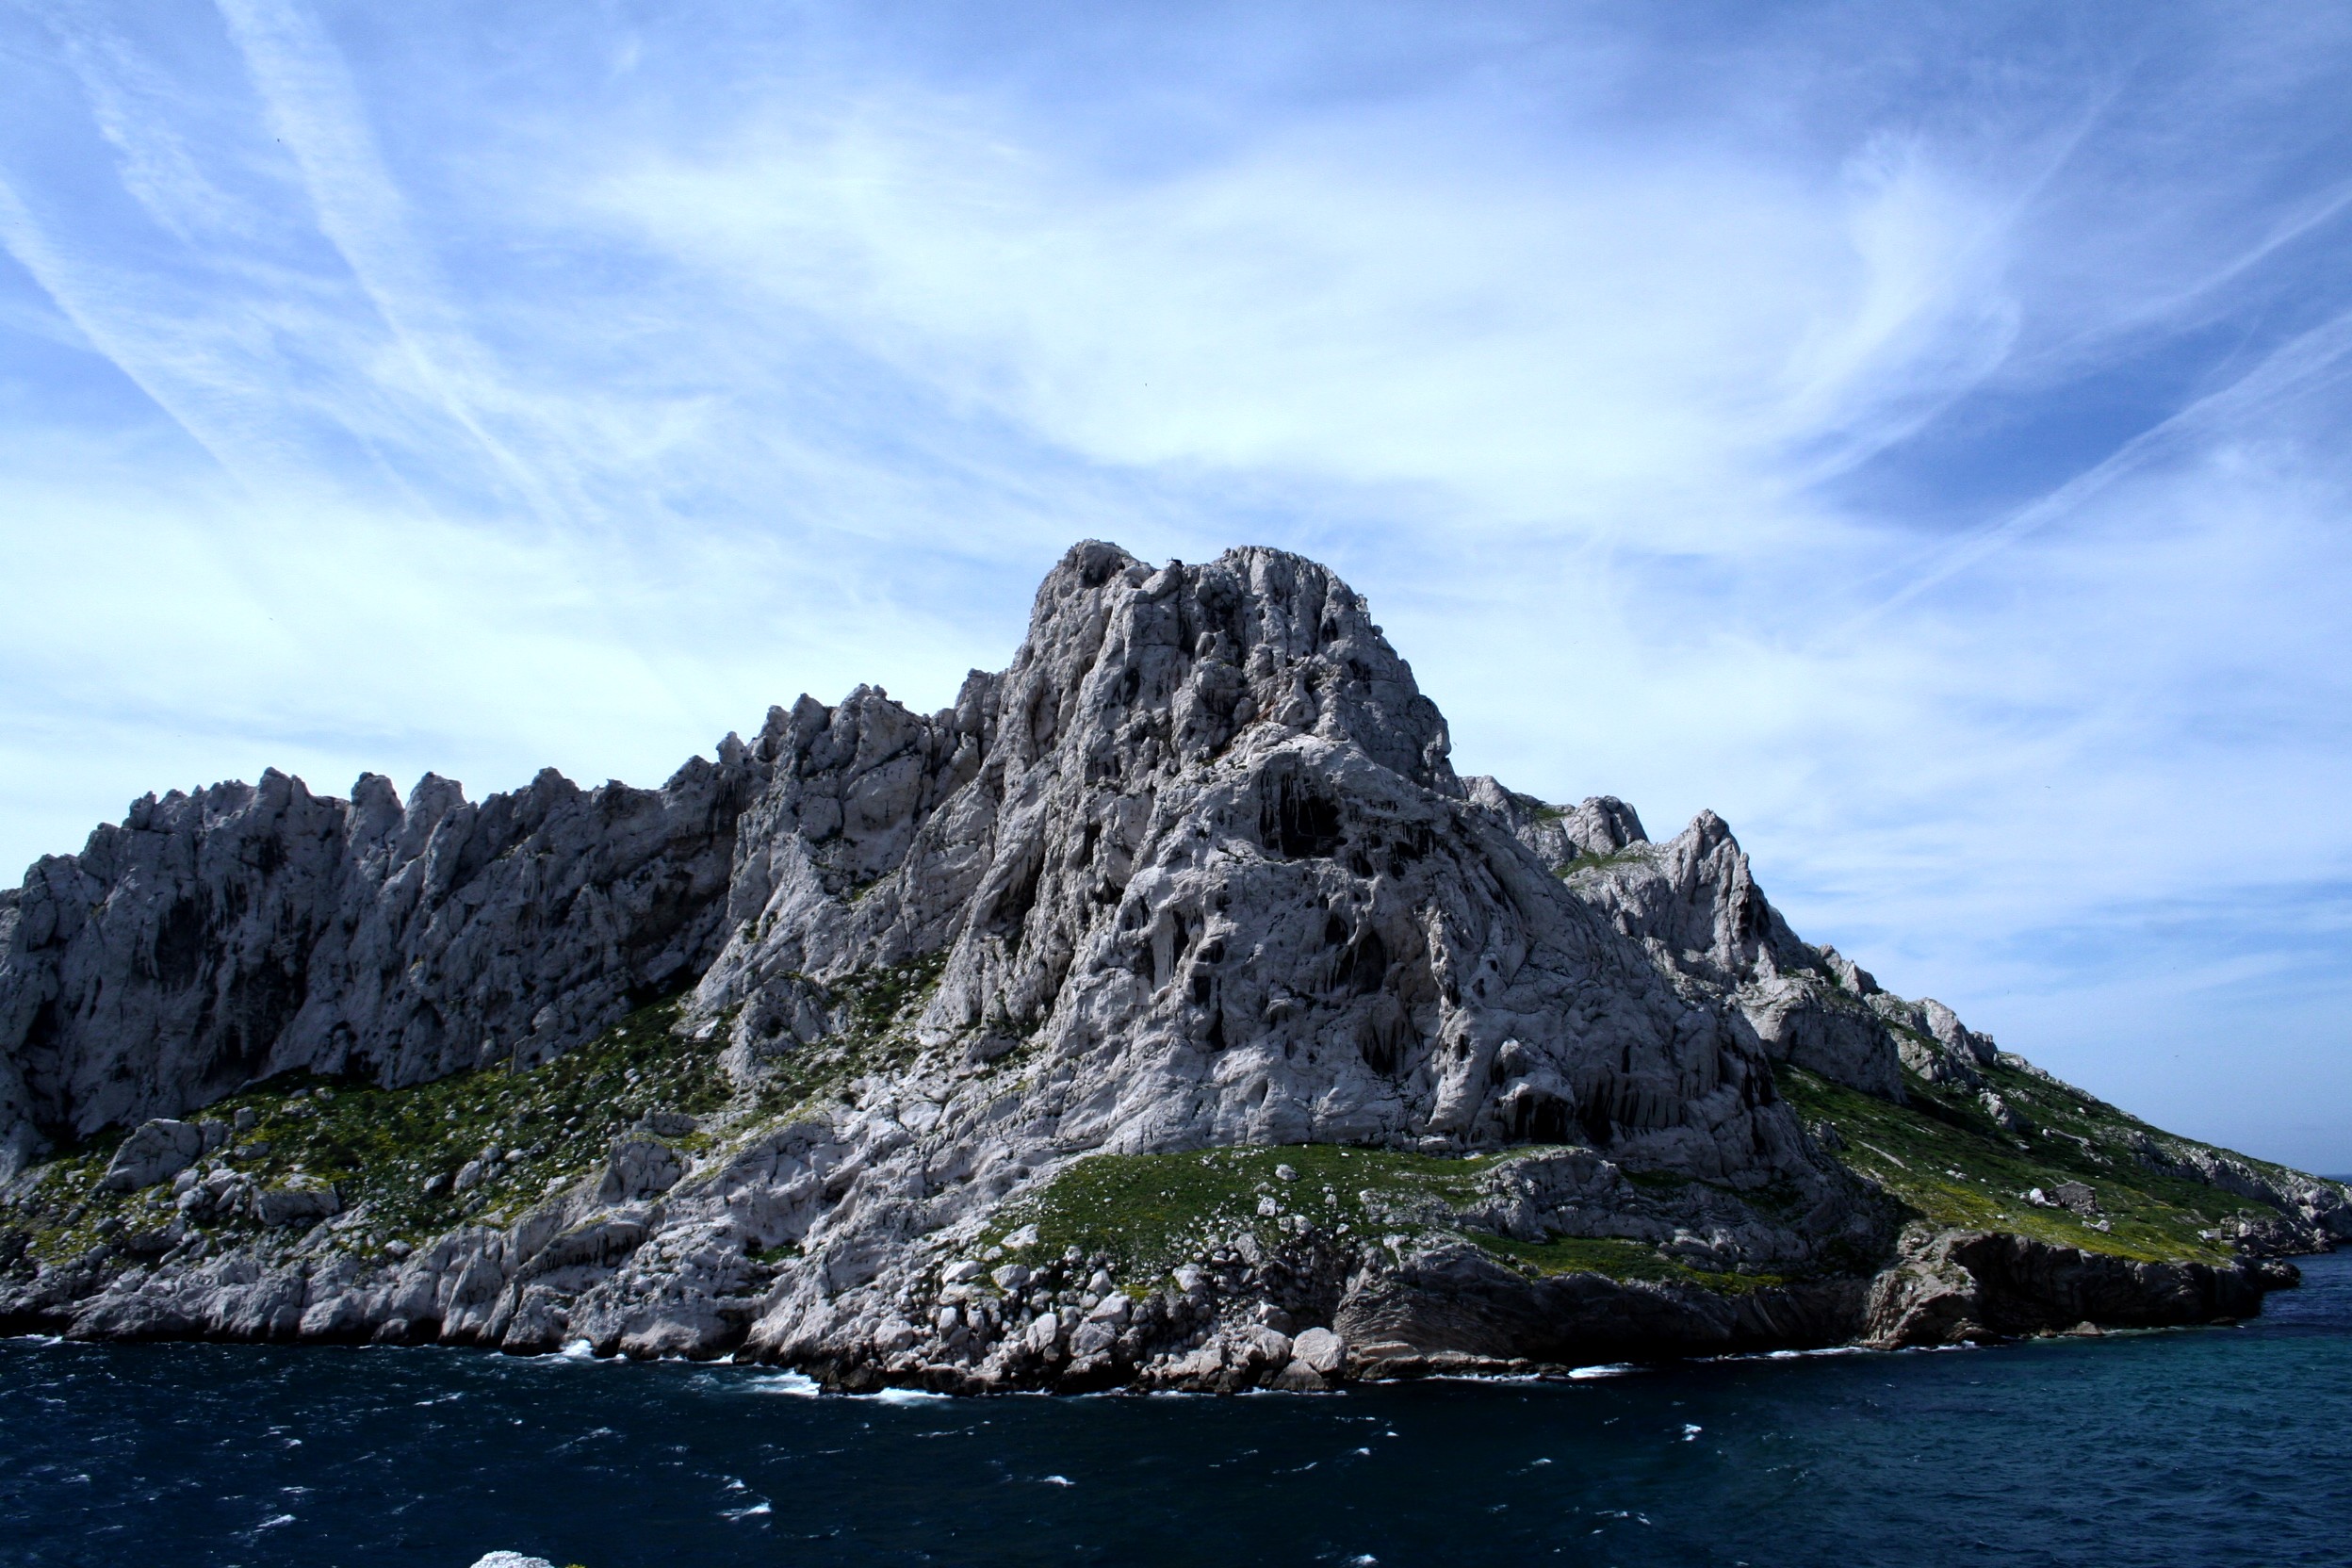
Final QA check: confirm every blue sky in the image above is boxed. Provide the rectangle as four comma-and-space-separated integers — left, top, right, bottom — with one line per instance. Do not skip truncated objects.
3, 1, 2348, 1167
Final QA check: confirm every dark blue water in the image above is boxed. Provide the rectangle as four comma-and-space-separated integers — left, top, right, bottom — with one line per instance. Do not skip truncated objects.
8, 1252, 2352, 1567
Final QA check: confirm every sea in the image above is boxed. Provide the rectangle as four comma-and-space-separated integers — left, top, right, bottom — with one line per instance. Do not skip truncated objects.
7, 1248, 2351, 1567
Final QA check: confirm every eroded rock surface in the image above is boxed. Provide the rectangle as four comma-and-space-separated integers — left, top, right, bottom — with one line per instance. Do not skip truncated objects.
2, 542, 2341, 1387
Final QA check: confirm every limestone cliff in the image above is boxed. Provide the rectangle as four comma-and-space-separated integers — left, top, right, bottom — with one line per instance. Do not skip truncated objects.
1, 543, 2343, 1388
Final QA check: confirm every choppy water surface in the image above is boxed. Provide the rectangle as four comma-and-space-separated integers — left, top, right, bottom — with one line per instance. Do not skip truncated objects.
8, 1250, 2352, 1567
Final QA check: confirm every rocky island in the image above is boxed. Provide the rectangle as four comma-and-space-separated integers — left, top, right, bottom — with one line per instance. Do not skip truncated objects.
3, 542, 2344, 1391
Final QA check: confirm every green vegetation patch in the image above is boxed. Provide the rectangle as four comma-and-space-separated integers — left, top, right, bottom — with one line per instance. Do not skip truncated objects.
976, 1143, 1788, 1298
755, 952, 949, 1119
1778, 1063, 2259, 1265
1469, 1233, 1786, 1295
1557, 848, 1649, 878
977, 1143, 1503, 1282
5, 994, 730, 1265
3, 955, 960, 1272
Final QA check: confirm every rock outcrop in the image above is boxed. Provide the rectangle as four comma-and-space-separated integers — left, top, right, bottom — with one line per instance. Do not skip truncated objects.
0, 755, 764, 1179
1, 542, 2342, 1388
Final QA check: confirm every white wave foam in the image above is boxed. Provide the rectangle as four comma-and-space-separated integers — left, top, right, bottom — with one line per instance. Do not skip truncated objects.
867, 1385, 949, 1404
743, 1371, 823, 1397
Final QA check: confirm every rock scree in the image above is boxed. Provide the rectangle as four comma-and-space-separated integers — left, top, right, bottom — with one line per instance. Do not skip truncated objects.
3, 542, 2345, 1390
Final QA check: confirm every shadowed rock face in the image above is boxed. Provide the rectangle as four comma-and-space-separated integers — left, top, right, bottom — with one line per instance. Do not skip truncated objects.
0, 541, 2334, 1387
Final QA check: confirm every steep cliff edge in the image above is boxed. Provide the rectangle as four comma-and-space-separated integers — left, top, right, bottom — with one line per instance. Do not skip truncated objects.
2, 542, 2343, 1387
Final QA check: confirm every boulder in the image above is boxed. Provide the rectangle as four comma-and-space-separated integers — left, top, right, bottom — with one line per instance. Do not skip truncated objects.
1290, 1325, 1347, 1375
101, 1120, 204, 1191
2054, 1182, 2099, 1216
596, 1139, 683, 1203
252, 1184, 340, 1227
1267, 1357, 1331, 1391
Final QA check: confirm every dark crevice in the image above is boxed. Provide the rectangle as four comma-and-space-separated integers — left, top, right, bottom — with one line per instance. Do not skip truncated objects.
1266, 778, 1343, 859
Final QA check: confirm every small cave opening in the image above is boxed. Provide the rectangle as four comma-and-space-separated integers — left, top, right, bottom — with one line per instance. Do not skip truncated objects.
1266, 777, 1344, 858
1509, 1091, 1575, 1144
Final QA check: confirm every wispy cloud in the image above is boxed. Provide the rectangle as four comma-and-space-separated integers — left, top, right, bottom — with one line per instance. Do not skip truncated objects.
212, 0, 580, 526
1856, 304, 2352, 621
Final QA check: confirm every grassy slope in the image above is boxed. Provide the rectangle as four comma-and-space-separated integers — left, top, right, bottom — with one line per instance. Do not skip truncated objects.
993, 1054, 2324, 1293
977, 1142, 1482, 1280
4, 996, 729, 1266
3, 956, 953, 1270
1777, 1061, 2284, 1266
977, 1143, 1786, 1294
752, 953, 946, 1119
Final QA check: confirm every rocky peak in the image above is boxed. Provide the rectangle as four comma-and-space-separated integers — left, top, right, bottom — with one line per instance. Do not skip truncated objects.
1463, 781, 1648, 868
1001, 542, 1455, 791
678, 545, 1812, 1178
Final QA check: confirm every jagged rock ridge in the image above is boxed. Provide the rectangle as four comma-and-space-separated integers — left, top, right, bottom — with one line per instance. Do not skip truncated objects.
1, 542, 2344, 1388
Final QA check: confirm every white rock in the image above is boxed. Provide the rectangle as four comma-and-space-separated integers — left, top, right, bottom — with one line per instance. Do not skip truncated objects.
101, 1120, 204, 1192
1290, 1326, 1346, 1375
596, 1139, 683, 1203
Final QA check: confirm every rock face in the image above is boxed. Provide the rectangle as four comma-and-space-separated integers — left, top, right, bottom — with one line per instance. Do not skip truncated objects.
1, 541, 2344, 1388
696, 542, 1800, 1176
0, 756, 764, 1179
